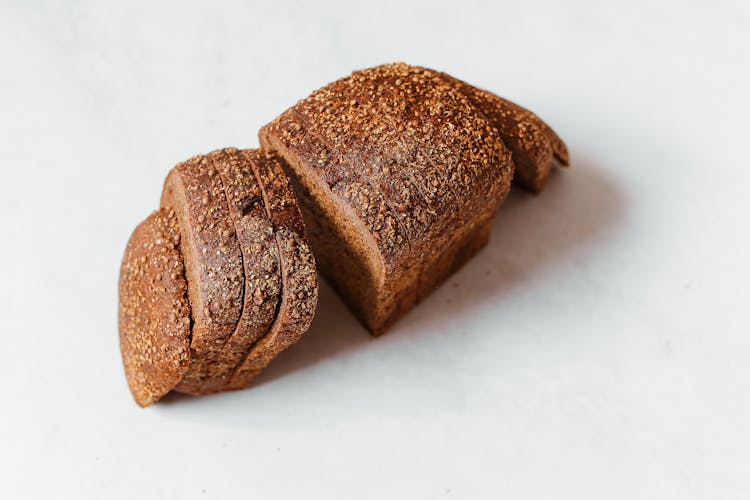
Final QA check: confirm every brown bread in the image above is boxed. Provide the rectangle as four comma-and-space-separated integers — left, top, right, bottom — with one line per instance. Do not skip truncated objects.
228, 150, 317, 388
118, 209, 191, 407
119, 148, 312, 402
439, 73, 569, 193
160, 151, 245, 394
117, 63, 569, 404
260, 63, 516, 334
263, 107, 410, 266
189, 148, 283, 394
260, 111, 411, 332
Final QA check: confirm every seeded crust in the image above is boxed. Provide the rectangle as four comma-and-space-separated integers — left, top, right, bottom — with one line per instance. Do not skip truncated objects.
118, 209, 190, 407
260, 113, 411, 330
349, 65, 514, 303
280, 64, 514, 250
263, 107, 409, 268
349, 64, 513, 222
260, 63, 515, 334
439, 73, 569, 193
291, 79, 431, 251
160, 151, 244, 394
183, 148, 282, 394
228, 150, 317, 388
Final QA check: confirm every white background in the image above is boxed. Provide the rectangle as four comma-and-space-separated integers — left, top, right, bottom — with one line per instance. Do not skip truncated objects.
1, 1, 748, 498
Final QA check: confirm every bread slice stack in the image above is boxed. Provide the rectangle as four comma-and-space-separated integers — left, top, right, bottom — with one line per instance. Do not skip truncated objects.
119, 63, 568, 405
119, 148, 317, 406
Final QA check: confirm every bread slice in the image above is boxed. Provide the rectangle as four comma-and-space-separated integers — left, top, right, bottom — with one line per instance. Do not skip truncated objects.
160, 151, 244, 394
228, 150, 317, 389
185, 148, 282, 394
118, 209, 191, 407
439, 73, 569, 193
260, 63, 515, 334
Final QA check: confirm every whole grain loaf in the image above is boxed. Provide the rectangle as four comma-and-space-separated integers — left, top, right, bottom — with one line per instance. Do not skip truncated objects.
259, 63, 520, 334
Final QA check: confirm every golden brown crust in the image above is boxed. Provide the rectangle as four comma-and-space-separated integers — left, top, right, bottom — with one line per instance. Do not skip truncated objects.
228, 150, 317, 389
439, 72, 569, 193
160, 150, 244, 393
118, 209, 191, 407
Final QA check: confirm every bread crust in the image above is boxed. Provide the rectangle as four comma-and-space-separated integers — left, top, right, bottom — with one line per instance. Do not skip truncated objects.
228, 150, 317, 388
292, 74, 433, 251
274, 64, 514, 256
351, 64, 513, 223
160, 151, 244, 393
118, 209, 191, 407
351, 65, 515, 307
261, 112, 415, 329
439, 73, 569, 193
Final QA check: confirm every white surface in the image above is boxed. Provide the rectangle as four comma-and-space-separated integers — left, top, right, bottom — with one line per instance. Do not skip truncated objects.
1, 1, 748, 498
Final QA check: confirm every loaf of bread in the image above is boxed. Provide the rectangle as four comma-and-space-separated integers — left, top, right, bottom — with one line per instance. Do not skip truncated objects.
260, 63, 567, 334
119, 63, 568, 404
119, 148, 317, 405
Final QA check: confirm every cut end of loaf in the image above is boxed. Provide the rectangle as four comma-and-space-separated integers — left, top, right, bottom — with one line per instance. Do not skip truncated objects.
259, 131, 386, 333
260, 130, 499, 336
